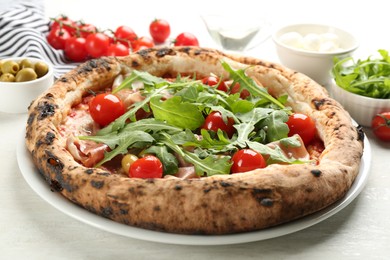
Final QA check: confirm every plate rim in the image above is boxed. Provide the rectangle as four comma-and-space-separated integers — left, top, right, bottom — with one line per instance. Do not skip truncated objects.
16, 131, 371, 246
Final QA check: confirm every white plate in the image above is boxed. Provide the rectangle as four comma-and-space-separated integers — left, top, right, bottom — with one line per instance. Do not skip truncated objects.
16, 132, 371, 246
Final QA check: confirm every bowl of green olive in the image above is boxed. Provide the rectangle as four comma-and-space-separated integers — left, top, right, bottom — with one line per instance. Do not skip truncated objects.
0, 57, 54, 113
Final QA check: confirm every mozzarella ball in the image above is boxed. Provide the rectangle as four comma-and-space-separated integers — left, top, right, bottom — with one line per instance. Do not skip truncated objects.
279, 32, 304, 48
303, 33, 322, 51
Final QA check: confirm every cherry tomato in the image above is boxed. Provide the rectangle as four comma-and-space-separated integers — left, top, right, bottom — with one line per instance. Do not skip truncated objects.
202, 111, 235, 138
105, 42, 130, 57
174, 32, 199, 46
371, 112, 390, 141
231, 149, 266, 173
202, 76, 228, 92
47, 28, 71, 50
129, 155, 163, 178
50, 16, 76, 35
149, 18, 171, 43
85, 32, 110, 58
115, 25, 138, 48
286, 113, 316, 145
64, 37, 88, 62
89, 93, 125, 126
78, 23, 97, 38
229, 82, 250, 99
133, 36, 155, 52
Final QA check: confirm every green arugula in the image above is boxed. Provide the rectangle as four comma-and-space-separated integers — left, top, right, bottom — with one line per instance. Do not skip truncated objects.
332, 49, 390, 99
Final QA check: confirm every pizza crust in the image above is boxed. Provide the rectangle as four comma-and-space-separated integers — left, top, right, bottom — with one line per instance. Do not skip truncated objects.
25, 47, 364, 234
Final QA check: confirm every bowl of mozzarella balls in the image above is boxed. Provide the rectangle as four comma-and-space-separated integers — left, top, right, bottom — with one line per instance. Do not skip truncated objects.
272, 23, 359, 85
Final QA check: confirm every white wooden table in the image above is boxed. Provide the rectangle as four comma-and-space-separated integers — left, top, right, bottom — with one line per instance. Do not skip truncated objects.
1, 0, 390, 258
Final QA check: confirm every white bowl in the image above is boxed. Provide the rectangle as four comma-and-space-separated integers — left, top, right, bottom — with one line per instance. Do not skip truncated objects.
0, 57, 54, 114
329, 79, 390, 127
272, 23, 359, 85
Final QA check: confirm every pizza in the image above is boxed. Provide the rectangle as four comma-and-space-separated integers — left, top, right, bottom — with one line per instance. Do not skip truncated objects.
25, 47, 364, 235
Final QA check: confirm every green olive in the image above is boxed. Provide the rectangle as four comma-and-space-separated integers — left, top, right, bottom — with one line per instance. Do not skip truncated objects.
0, 73, 16, 82
34, 61, 49, 78
1, 60, 19, 75
19, 59, 34, 69
15, 68, 37, 82
0, 60, 3, 74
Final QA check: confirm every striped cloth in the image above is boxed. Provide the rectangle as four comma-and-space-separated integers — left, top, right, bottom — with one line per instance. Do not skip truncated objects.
0, 1, 78, 78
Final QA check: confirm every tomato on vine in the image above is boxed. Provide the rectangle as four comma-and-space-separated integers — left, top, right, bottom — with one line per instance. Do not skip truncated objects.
50, 16, 76, 35
149, 18, 170, 43
105, 42, 129, 57
64, 36, 88, 62
115, 25, 138, 48
231, 149, 266, 173
47, 28, 71, 50
371, 112, 390, 141
85, 32, 110, 58
174, 32, 199, 46
133, 36, 155, 52
89, 93, 125, 126
129, 155, 163, 178
286, 113, 316, 145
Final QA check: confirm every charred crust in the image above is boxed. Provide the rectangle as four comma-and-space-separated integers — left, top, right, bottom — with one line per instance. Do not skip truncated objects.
91, 180, 104, 189
46, 151, 64, 174
27, 113, 36, 125
260, 198, 274, 207
101, 207, 113, 217
356, 125, 365, 142
312, 98, 328, 110
50, 179, 63, 192
131, 60, 140, 68
97, 171, 110, 176
59, 77, 67, 82
44, 132, 55, 145
156, 48, 175, 57
174, 185, 182, 191
120, 209, 128, 215
153, 205, 161, 211
37, 101, 56, 120
85, 169, 94, 175
311, 169, 322, 177
220, 181, 232, 187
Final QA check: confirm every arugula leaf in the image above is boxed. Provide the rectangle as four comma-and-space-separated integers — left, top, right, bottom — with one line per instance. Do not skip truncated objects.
221, 60, 286, 110
150, 96, 204, 130
259, 110, 289, 142
160, 132, 231, 176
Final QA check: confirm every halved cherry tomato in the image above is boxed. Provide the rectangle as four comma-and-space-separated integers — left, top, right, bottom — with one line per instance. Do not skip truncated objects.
286, 113, 316, 145
47, 27, 71, 50
64, 36, 88, 62
129, 155, 163, 178
371, 112, 390, 141
174, 32, 199, 46
85, 32, 110, 58
115, 25, 138, 48
229, 82, 250, 99
202, 76, 229, 92
149, 19, 171, 43
231, 149, 266, 173
89, 93, 125, 126
202, 111, 235, 138
105, 42, 129, 57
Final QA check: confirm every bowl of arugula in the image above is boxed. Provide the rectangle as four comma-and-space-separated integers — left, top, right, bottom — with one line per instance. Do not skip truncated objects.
330, 49, 390, 127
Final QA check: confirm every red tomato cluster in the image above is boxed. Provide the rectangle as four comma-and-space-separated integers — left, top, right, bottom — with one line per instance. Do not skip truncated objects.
47, 15, 200, 62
